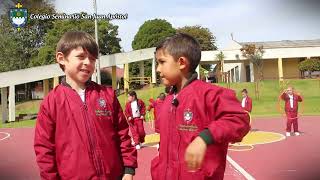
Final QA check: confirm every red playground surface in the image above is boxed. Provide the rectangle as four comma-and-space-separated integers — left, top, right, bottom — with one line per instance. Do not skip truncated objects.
0, 116, 320, 180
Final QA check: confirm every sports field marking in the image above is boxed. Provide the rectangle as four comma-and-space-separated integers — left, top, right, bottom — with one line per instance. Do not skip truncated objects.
228, 131, 286, 151
0, 132, 10, 141
227, 155, 255, 180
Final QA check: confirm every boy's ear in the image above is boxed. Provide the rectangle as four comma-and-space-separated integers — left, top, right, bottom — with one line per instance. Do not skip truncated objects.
178, 56, 189, 70
56, 52, 66, 65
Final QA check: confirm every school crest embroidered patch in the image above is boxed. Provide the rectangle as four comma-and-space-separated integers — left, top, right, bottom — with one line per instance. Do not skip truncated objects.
184, 109, 193, 122
98, 98, 106, 108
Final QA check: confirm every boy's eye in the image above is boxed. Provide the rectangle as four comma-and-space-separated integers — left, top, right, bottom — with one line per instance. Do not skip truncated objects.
77, 55, 85, 59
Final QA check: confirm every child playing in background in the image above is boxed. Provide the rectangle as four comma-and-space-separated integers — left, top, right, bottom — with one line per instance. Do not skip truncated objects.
125, 90, 146, 150
147, 92, 166, 134
280, 86, 303, 137
241, 89, 252, 113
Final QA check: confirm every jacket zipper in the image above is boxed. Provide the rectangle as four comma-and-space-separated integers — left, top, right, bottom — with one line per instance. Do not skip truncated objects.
82, 97, 103, 177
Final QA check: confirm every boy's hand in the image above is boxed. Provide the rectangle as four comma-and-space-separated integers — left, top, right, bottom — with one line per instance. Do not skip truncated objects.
122, 174, 133, 180
140, 116, 144, 119
184, 136, 207, 171
128, 117, 132, 121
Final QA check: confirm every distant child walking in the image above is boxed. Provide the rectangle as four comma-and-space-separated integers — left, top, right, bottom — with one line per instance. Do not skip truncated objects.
280, 86, 303, 136
125, 90, 146, 150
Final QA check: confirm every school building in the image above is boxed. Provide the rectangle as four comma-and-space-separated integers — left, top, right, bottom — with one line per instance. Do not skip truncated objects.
218, 39, 320, 83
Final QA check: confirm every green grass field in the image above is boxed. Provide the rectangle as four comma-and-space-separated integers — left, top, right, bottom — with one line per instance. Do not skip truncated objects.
1, 79, 319, 128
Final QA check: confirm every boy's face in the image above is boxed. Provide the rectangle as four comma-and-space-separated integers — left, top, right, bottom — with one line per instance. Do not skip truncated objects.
286, 87, 293, 95
242, 92, 247, 98
128, 95, 135, 102
155, 49, 184, 86
57, 46, 96, 86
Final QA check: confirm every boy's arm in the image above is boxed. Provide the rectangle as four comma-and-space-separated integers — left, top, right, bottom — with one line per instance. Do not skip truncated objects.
140, 100, 146, 116
202, 88, 250, 144
280, 91, 287, 101
247, 97, 252, 112
113, 95, 137, 175
124, 103, 132, 120
296, 94, 303, 102
34, 99, 59, 179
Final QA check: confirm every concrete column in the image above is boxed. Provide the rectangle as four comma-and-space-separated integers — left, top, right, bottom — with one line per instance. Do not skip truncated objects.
91, 68, 97, 82
8, 85, 15, 122
139, 61, 144, 85
124, 63, 129, 91
250, 62, 255, 82
278, 58, 284, 81
1, 87, 8, 123
196, 65, 200, 79
53, 77, 59, 88
43, 79, 50, 97
111, 66, 117, 90
152, 57, 156, 84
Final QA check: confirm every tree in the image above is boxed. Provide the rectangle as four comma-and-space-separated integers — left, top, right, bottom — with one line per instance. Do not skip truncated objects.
240, 44, 264, 100
298, 58, 320, 78
31, 16, 122, 66
0, 0, 55, 72
215, 51, 225, 82
177, 25, 217, 51
131, 19, 176, 80
177, 25, 217, 77
240, 44, 264, 81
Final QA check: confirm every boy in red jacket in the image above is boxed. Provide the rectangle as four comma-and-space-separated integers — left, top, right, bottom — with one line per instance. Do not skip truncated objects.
151, 33, 250, 180
34, 31, 137, 180
125, 90, 146, 150
147, 92, 166, 133
241, 89, 252, 113
280, 86, 303, 137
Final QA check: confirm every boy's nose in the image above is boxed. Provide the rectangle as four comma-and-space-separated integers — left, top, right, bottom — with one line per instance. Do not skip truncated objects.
83, 57, 92, 65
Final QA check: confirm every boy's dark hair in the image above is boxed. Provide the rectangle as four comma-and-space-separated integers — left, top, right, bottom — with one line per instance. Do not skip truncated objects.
156, 33, 201, 72
128, 90, 137, 99
56, 31, 99, 71
164, 86, 171, 94
242, 89, 248, 94
158, 93, 166, 100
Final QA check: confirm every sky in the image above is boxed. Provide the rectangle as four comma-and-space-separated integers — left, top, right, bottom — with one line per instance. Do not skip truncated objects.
54, 0, 320, 51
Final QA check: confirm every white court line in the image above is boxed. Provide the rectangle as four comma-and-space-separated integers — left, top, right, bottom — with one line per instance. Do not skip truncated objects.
227, 155, 255, 180
0, 132, 10, 141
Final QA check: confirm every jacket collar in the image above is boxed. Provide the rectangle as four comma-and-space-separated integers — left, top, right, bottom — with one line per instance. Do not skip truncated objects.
169, 72, 198, 94
61, 77, 92, 89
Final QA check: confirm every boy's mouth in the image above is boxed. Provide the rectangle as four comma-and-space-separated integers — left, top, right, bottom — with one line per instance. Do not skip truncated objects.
80, 69, 91, 74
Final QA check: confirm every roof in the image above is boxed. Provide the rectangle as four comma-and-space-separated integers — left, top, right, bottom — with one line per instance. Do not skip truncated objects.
239, 39, 320, 49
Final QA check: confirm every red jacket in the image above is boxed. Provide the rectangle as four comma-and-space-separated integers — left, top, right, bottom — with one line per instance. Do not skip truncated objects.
280, 93, 303, 112
151, 80, 250, 180
242, 96, 252, 112
34, 82, 137, 180
147, 99, 165, 133
124, 99, 146, 119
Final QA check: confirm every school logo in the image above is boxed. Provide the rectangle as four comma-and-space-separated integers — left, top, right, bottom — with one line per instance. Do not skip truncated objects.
183, 109, 193, 122
98, 98, 106, 108
9, 2, 28, 30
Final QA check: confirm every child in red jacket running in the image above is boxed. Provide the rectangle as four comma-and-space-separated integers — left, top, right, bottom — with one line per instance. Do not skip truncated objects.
151, 33, 250, 180
280, 86, 303, 137
147, 92, 166, 133
34, 31, 137, 180
125, 90, 146, 150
